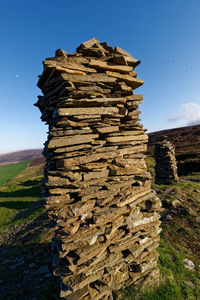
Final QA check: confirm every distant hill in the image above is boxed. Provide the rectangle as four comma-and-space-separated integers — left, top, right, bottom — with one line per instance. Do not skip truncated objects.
148, 124, 200, 174
0, 149, 43, 165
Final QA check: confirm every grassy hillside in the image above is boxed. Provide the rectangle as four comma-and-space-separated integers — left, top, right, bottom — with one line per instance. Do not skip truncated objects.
0, 149, 42, 165
0, 160, 30, 186
0, 158, 200, 299
0, 161, 56, 300
0, 161, 44, 233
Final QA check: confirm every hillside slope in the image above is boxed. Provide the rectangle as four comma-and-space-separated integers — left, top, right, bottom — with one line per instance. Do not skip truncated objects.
0, 161, 30, 186
0, 160, 56, 300
148, 124, 200, 174
0, 149, 43, 165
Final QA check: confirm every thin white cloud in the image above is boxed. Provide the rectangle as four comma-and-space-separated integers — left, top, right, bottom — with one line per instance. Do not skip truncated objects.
168, 102, 200, 126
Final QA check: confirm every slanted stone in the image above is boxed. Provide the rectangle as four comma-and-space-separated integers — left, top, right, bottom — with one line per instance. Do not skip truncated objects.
113, 54, 140, 68
89, 59, 133, 73
55, 48, 67, 58
114, 46, 134, 58
61, 72, 117, 84
48, 134, 98, 149
44, 58, 97, 74
83, 169, 109, 181
76, 38, 107, 57
106, 70, 144, 89
57, 107, 119, 116
43, 62, 86, 75
95, 126, 119, 134
106, 134, 148, 143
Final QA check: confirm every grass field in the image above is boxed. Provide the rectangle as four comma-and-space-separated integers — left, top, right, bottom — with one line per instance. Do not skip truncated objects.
0, 160, 30, 186
0, 161, 44, 233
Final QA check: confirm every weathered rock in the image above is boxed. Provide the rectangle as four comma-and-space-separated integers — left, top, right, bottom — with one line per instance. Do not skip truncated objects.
11, 258, 25, 269
48, 134, 98, 149
112, 54, 140, 68
56, 107, 119, 116
183, 258, 195, 271
61, 72, 117, 84
89, 59, 133, 73
36, 38, 161, 300
55, 48, 67, 58
172, 199, 182, 209
106, 134, 148, 143
106, 71, 144, 89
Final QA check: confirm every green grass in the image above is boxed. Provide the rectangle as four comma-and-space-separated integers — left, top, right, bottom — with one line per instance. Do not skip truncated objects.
145, 155, 156, 178
0, 161, 44, 233
0, 160, 30, 186
157, 239, 200, 299
123, 237, 200, 300
123, 280, 183, 300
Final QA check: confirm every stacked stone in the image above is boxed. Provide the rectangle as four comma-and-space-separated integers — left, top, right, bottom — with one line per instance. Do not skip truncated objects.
154, 137, 179, 184
36, 38, 161, 300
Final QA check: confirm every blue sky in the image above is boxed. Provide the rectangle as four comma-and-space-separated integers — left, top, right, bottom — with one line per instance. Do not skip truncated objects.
1, 0, 200, 154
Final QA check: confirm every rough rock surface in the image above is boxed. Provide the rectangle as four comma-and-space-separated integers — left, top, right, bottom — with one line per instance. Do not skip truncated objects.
154, 138, 178, 185
36, 38, 161, 299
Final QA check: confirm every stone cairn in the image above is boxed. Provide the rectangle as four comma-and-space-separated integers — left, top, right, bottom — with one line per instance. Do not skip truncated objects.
36, 38, 161, 300
154, 137, 179, 184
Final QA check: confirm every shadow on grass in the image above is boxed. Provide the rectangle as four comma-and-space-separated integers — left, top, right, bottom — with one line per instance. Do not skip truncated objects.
0, 213, 58, 300
0, 181, 44, 224
0, 200, 44, 210
21, 179, 41, 187
0, 185, 41, 198
0, 198, 46, 230
0, 177, 46, 234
